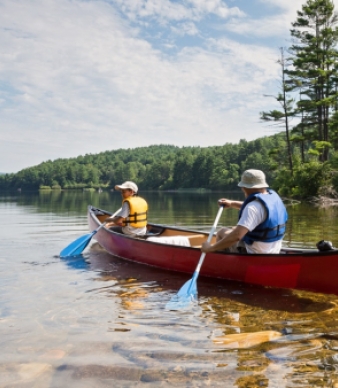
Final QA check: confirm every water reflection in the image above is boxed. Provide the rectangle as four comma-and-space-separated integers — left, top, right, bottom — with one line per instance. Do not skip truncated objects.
3, 190, 338, 247
2, 191, 338, 387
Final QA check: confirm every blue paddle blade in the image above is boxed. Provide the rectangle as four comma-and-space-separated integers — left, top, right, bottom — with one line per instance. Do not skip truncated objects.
165, 294, 196, 311
60, 232, 95, 258
165, 277, 198, 310
165, 207, 224, 311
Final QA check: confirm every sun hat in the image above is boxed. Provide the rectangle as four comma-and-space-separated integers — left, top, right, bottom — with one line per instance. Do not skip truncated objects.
238, 169, 268, 189
115, 181, 138, 193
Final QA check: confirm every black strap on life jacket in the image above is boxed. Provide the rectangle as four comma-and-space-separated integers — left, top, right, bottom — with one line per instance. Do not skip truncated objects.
123, 211, 148, 225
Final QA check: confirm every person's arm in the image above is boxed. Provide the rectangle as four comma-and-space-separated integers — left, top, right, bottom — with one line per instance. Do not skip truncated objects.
218, 198, 243, 210
105, 203, 129, 226
201, 225, 249, 253
105, 216, 124, 226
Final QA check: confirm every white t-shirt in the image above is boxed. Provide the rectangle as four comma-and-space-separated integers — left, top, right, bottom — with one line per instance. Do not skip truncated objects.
115, 202, 147, 236
237, 199, 282, 254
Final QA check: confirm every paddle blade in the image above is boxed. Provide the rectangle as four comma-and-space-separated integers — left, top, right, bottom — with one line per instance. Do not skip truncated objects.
165, 277, 198, 310
165, 207, 224, 311
60, 232, 94, 258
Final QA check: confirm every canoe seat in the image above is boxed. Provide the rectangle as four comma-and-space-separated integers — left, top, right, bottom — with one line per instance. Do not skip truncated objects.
147, 236, 191, 246
186, 234, 206, 247
146, 234, 206, 247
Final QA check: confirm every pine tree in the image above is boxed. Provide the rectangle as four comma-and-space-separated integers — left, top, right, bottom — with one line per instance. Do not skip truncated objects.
286, 0, 338, 161
260, 48, 295, 173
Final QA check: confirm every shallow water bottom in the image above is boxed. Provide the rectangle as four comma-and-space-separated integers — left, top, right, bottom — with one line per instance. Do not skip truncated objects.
2, 246, 338, 388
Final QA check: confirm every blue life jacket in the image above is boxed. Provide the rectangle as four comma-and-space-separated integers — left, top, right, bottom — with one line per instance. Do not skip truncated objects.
238, 189, 288, 245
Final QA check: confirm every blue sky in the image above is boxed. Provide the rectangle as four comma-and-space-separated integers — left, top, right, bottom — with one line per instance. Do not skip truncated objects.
0, 0, 336, 172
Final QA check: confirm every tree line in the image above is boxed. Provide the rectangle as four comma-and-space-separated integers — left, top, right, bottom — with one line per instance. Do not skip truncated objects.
1, 134, 337, 198
0, 139, 283, 191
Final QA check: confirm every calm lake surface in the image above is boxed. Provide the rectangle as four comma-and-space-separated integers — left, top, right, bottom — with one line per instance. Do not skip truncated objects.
1, 190, 338, 388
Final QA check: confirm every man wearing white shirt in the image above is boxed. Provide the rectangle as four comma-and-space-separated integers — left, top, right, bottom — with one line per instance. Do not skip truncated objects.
201, 169, 288, 254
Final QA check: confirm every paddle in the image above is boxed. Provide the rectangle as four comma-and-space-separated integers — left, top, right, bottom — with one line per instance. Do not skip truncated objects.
166, 205, 224, 310
60, 208, 121, 258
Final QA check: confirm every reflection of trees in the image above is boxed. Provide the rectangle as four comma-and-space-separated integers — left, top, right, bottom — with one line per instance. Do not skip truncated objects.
12, 191, 118, 215
285, 202, 338, 247
5, 190, 338, 248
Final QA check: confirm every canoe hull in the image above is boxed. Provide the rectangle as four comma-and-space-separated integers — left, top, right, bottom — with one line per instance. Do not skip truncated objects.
88, 206, 338, 296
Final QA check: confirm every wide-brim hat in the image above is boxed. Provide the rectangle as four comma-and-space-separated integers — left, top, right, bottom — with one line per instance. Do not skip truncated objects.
238, 169, 268, 189
115, 181, 138, 193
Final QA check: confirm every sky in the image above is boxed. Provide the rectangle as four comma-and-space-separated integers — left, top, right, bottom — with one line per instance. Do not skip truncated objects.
1, 0, 336, 173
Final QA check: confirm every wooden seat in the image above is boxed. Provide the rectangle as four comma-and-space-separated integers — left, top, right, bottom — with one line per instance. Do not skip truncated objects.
187, 234, 206, 247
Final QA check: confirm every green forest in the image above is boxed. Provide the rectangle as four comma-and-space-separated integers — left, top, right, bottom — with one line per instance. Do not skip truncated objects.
0, 139, 285, 192
2, 0, 338, 199
1, 134, 337, 198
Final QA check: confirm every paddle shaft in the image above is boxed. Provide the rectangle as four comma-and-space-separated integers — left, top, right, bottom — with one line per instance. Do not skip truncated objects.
186, 205, 224, 294
194, 205, 224, 273
90, 220, 107, 235
93, 207, 122, 234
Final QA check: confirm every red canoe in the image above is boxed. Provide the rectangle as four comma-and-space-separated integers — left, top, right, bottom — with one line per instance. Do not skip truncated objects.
88, 205, 338, 296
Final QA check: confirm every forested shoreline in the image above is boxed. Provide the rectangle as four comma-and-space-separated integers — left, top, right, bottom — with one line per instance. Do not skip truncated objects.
0, 139, 281, 192
1, 133, 338, 199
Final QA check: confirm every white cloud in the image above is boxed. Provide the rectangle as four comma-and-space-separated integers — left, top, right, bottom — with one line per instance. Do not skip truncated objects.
221, 1, 300, 38
224, 13, 292, 38
185, 0, 244, 18
170, 21, 199, 36
112, 0, 244, 22
224, 0, 338, 38
259, 0, 338, 23
258, 0, 307, 12
0, 0, 301, 172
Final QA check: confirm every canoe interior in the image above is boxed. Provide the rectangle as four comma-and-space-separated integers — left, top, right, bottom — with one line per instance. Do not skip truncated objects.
96, 210, 215, 247
92, 206, 326, 255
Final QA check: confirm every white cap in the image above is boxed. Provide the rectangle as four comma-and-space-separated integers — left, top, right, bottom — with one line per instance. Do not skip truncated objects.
238, 169, 268, 189
114, 181, 138, 193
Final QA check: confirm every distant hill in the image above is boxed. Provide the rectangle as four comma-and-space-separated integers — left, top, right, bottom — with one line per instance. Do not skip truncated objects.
0, 136, 289, 191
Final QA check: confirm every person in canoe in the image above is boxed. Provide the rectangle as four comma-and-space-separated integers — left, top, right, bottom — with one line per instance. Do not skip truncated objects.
201, 169, 288, 254
105, 181, 148, 236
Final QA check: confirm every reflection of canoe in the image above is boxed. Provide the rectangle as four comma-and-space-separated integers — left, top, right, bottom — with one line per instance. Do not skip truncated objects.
88, 205, 338, 296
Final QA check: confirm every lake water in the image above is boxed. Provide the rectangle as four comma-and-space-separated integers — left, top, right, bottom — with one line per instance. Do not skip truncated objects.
1, 190, 338, 388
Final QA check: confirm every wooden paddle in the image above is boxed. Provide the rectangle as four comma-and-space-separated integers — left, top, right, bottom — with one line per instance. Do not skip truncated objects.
60, 208, 121, 258
166, 205, 224, 310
